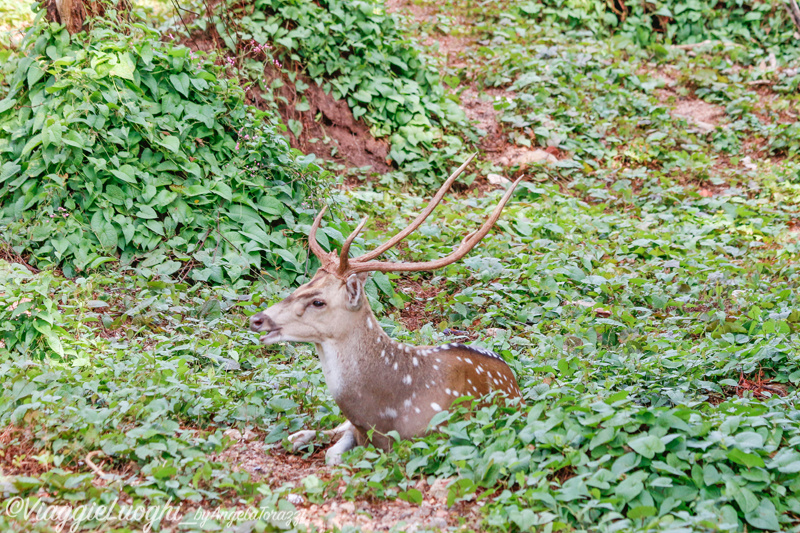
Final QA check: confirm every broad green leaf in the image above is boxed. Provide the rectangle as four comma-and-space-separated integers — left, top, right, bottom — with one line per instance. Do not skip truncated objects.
628, 435, 665, 459
109, 53, 136, 80
159, 135, 180, 153
727, 449, 765, 468
110, 164, 137, 184
169, 72, 190, 97
744, 498, 780, 531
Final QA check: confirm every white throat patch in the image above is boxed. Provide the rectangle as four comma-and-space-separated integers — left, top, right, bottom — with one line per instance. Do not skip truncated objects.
318, 342, 346, 400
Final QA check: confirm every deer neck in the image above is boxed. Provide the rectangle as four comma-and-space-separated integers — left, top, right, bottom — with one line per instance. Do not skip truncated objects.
314, 306, 405, 402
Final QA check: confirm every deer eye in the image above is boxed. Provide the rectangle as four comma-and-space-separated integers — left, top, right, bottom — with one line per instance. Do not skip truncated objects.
311, 300, 326, 308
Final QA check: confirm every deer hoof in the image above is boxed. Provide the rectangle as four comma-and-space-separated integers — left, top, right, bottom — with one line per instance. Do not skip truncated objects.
324, 427, 357, 465
288, 430, 318, 451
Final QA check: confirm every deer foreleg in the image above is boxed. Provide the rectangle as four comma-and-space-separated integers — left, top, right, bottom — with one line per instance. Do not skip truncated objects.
288, 420, 354, 453
324, 423, 357, 465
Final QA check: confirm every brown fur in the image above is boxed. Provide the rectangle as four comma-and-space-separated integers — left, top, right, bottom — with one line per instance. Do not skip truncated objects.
251, 270, 522, 452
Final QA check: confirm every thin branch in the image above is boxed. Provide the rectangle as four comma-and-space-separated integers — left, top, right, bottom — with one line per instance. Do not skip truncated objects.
169, 0, 191, 36
85, 450, 112, 480
786, 0, 800, 32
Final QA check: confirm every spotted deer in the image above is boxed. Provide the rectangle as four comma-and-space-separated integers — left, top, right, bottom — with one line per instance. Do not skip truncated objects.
249, 155, 523, 464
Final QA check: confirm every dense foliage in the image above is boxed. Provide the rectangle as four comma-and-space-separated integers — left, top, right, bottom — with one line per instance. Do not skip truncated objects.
359, 392, 800, 532
1, 0, 799, 532
215, 0, 473, 186
522, 0, 798, 50
0, 17, 322, 284
335, 173, 800, 529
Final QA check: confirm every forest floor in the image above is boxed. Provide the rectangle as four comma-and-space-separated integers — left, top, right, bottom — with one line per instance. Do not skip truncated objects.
2, 0, 800, 532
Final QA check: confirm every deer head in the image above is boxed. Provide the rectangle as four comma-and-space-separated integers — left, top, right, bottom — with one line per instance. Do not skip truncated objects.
249, 154, 524, 464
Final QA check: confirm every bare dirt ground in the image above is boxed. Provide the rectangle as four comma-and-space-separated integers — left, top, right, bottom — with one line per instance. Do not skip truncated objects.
217, 432, 482, 532
261, 75, 392, 173
395, 278, 443, 331
671, 98, 725, 132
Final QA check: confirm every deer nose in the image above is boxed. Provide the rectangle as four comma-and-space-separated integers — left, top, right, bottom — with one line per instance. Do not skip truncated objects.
250, 313, 266, 332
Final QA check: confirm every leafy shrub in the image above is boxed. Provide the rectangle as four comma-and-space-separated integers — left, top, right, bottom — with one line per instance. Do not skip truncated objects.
519, 0, 798, 50
0, 261, 67, 358
0, 16, 324, 285
397, 391, 800, 532
217, 0, 471, 186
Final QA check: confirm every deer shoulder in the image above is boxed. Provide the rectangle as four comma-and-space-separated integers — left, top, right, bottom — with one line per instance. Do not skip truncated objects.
250, 154, 524, 464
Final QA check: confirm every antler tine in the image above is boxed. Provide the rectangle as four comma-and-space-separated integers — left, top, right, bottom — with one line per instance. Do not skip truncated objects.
337, 216, 369, 275
348, 175, 525, 274
308, 205, 329, 261
354, 153, 477, 263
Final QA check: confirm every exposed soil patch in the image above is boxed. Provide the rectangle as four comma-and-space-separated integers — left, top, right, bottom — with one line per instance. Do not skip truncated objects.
489, 146, 559, 175
460, 88, 505, 154
648, 67, 726, 132
296, 481, 483, 532
181, 25, 223, 53
215, 434, 329, 485
0, 425, 48, 477
424, 34, 474, 69
217, 436, 482, 531
385, 0, 436, 23
249, 66, 392, 174
671, 98, 725, 131
395, 278, 444, 331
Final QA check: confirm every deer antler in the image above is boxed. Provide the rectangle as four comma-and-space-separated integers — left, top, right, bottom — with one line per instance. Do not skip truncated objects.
307, 156, 524, 277
308, 205, 330, 262
347, 174, 524, 274
337, 216, 369, 276
356, 154, 477, 262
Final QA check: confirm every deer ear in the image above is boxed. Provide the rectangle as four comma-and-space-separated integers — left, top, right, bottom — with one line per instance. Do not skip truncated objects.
345, 274, 364, 310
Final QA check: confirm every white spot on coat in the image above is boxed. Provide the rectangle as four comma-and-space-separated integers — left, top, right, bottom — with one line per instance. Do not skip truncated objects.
380, 407, 398, 419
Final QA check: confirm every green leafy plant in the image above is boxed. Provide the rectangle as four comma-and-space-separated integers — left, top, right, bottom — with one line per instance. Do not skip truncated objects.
0, 261, 66, 358
0, 16, 324, 284
1, 1, 800, 532
517, 0, 798, 50
215, 0, 473, 186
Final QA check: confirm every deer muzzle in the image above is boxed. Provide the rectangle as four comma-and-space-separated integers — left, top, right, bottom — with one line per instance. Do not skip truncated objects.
249, 312, 281, 343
